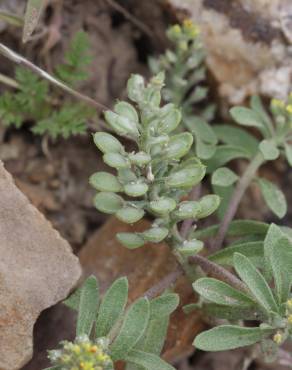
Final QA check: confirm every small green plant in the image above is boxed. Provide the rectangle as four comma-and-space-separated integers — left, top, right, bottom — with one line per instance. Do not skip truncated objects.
46, 275, 179, 370
0, 31, 95, 139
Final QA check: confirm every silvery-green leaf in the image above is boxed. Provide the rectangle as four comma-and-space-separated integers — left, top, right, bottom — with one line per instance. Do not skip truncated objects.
116, 207, 144, 224
164, 133, 193, 159
250, 95, 274, 134
110, 298, 150, 360
149, 294, 179, 320
233, 253, 279, 313
115, 101, 139, 123
259, 140, 279, 160
125, 350, 174, 370
89, 172, 122, 192
158, 106, 181, 133
76, 276, 99, 336
180, 239, 203, 257
258, 178, 287, 219
284, 143, 292, 166
213, 125, 258, 158
94, 192, 123, 214
206, 145, 250, 173
129, 152, 151, 166
105, 111, 140, 137
172, 201, 201, 220
117, 232, 145, 249
213, 184, 234, 220
194, 325, 273, 351
142, 227, 168, 243
209, 241, 264, 267
63, 286, 81, 311
124, 182, 148, 197
149, 197, 176, 215
230, 107, 264, 129
168, 166, 206, 188
127, 74, 145, 102
93, 132, 124, 154
118, 168, 137, 183
95, 277, 128, 337
104, 152, 130, 169
196, 139, 216, 160
203, 303, 263, 321
212, 167, 238, 187
193, 220, 269, 240
185, 116, 217, 144
197, 195, 220, 219
193, 278, 256, 307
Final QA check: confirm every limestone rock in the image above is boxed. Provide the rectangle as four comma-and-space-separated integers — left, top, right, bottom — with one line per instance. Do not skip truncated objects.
0, 162, 81, 370
168, 0, 292, 103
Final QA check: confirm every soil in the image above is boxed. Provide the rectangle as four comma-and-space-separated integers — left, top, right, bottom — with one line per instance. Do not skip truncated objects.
0, 1, 291, 369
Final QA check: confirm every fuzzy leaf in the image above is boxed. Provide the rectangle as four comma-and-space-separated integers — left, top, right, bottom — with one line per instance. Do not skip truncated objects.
259, 140, 279, 160
172, 201, 201, 220
94, 192, 123, 214
203, 303, 264, 321
206, 145, 250, 173
89, 172, 122, 192
149, 197, 176, 215
110, 298, 150, 360
142, 227, 168, 243
168, 165, 206, 188
158, 106, 181, 134
284, 143, 292, 166
103, 152, 130, 169
63, 286, 81, 311
115, 101, 139, 123
250, 95, 273, 134
117, 233, 145, 249
23, 0, 45, 42
164, 132, 193, 159
185, 116, 217, 144
76, 276, 99, 336
209, 241, 264, 267
258, 178, 287, 219
180, 239, 203, 257
194, 325, 273, 351
125, 350, 175, 370
124, 182, 149, 197
233, 253, 278, 313
116, 207, 145, 224
212, 167, 238, 187
93, 132, 124, 154
194, 278, 256, 307
105, 110, 140, 138
196, 195, 220, 219
95, 277, 128, 337
230, 107, 264, 129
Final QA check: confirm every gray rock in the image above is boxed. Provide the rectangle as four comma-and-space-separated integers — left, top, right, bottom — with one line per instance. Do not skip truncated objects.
0, 161, 81, 370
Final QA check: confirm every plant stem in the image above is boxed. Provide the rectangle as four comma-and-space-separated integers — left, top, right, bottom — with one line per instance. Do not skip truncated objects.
212, 152, 264, 250
0, 72, 19, 88
0, 42, 109, 111
189, 254, 248, 293
143, 266, 183, 299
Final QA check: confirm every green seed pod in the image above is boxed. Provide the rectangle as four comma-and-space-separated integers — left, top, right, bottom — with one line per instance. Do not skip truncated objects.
180, 239, 204, 257
89, 172, 122, 192
103, 152, 130, 169
164, 132, 193, 159
114, 101, 139, 123
94, 192, 124, 214
117, 232, 145, 249
197, 194, 221, 219
116, 206, 144, 224
128, 152, 151, 166
168, 165, 206, 188
142, 227, 169, 243
104, 111, 140, 138
127, 74, 145, 103
149, 197, 177, 215
124, 182, 149, 197
172, 201, 201, 220
93, 132, 124, 154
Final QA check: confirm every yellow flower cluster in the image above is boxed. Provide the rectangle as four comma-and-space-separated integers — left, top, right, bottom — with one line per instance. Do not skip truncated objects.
182, 19, 200, 38
48, 335, 113, 370
273, 332, 283, 345
271, 95, 292, 114
167, 20, 200, 45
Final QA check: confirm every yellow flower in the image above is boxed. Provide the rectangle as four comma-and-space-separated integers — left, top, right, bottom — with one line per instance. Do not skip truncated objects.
172, 25, 181, 35
89, 345, 98, 353
72, 345, 81, 355
271, 98, 285, 109
287, 298, 292, 308
286, 104, 292, 114
273, 332, 283, 344
80, 361, 94, 370
288, 314, 292, 324
183, 19, 194, 29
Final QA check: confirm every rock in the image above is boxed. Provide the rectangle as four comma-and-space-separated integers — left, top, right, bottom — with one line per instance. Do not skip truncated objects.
168, 0, 292, 103
0, 161, 81, 370
79, 217, 204, 363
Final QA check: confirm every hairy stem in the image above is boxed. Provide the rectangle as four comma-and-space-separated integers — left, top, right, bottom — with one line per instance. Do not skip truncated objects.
143, 266, 183, 299
212, 152, 264, 250
0, 43, 109, 111
189, 254, 247, 293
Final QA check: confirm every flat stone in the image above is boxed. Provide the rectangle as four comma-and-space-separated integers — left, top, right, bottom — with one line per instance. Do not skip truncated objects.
0, 161, 81, 370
